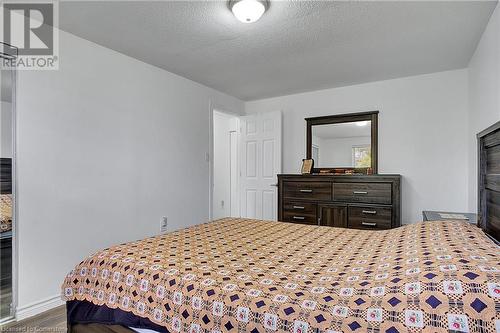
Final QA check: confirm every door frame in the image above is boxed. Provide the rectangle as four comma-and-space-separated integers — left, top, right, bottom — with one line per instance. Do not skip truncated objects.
208, 101, 241, 220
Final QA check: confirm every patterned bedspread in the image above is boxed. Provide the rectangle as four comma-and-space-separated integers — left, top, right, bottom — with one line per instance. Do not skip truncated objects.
62, 218, 500, 333
0, 194, 12, 233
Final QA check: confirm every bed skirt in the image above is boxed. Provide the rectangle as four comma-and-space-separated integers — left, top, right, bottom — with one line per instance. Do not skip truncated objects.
67, 300, 166, 333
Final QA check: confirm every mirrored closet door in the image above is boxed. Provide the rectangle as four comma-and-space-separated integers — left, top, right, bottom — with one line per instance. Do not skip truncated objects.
0, 43, 17, 322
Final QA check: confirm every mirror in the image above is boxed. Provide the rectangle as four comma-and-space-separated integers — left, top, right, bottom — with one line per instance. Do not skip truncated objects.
0, 42, 16, 321
306, 111, 378, 173
312, 121, 371, 168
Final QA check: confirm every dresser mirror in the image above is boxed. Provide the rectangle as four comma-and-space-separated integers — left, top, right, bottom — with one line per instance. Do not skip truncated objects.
306, 111, 378, 173
0, 42, 16, 321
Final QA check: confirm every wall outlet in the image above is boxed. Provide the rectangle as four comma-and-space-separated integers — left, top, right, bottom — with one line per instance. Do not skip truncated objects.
161, 216, 168, 233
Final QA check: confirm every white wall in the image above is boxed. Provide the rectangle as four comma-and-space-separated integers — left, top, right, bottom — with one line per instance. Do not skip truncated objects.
246, 69, 469, 224
212, 111, 239, 219
318, 136, 370, 167
1, 101, 13, 158
15, 29, 243, 313
468, 4, 500, 212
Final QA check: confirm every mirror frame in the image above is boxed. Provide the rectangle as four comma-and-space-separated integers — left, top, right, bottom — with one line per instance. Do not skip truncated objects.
306, 111, 379, 174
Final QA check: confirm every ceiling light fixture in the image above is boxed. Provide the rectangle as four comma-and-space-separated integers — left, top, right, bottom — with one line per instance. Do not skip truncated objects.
229, 0, 269, 24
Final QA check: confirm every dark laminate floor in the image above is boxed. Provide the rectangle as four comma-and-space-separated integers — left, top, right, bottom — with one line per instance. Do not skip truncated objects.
0, 305, 66, 332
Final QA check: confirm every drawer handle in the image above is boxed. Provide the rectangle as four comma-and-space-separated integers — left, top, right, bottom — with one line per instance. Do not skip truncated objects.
299, 189, 313, 193
353, 191, 368, 195
362, 210, 377, 215
293, 216, 305, 220
293, 206, 305, 210
362, 222, 377, 227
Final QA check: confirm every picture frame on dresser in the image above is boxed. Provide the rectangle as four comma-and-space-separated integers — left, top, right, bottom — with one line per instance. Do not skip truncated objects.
301, 159, 314, 174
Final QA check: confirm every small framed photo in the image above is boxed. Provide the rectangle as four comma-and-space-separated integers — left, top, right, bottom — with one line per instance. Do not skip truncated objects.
301, 159, 314, 174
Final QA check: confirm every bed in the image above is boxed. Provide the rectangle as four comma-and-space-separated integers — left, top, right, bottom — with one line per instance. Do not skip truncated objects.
62, 217, 499, 333
1, 194, 12, 236
62, 123, 500, 333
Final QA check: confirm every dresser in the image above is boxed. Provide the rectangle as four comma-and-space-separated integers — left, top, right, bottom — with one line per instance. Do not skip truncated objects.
278, 174, 401, 230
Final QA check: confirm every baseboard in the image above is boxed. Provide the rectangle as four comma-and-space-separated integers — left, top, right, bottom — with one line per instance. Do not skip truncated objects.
16, 294, 64, 321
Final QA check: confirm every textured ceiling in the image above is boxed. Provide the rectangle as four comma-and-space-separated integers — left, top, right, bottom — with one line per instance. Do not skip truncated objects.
59, 1, 497, 101
313, 122, 370, 139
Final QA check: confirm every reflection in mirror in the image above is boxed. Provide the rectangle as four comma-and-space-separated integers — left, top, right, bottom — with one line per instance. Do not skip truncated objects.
0, 56, 15, 320
312, 121, 371, 168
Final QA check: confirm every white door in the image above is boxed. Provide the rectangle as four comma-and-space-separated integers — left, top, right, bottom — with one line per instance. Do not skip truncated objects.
229, 130, 239, 217
240, 111, 282, 220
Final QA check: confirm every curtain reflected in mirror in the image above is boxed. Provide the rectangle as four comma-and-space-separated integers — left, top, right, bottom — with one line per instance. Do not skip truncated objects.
0, 46, 16, 321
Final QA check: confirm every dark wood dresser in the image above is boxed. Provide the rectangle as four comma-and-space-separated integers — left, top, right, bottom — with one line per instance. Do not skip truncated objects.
278, 174, 401, 230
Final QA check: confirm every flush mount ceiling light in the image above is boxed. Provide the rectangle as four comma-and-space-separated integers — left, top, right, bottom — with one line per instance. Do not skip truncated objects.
229, 0, 269, 23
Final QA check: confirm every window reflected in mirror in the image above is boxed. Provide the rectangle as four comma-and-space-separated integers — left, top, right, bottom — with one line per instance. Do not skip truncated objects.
311, 121, 371, 168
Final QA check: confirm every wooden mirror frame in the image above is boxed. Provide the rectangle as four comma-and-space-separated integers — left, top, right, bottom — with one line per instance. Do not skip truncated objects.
306, 111, 379, 174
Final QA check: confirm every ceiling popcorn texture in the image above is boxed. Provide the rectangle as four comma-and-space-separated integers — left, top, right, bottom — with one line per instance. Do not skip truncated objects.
60, 1, 497, 100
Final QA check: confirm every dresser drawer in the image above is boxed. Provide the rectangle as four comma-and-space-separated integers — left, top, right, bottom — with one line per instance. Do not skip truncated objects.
333, 183, 392, 204
348, 206, 392, 230
283, 202, 317, 215
283, 181, 332, 200
283, 211, 318, 225
283, 202, 317, 225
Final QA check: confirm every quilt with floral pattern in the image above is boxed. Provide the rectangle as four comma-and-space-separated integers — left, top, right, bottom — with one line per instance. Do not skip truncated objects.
62, 218, 500, 333
0, 194, 12, 233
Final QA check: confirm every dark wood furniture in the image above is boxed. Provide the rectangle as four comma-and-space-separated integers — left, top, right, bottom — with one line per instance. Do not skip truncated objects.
422, 211, 477, 224
478, 121, 500, 243
0, 158, 12, 194
278, 174, 401, 230
306, 111, 379, 173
